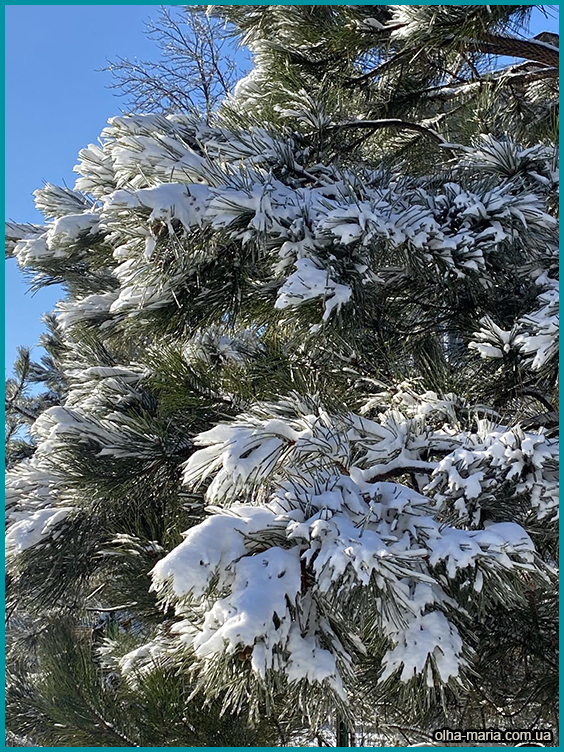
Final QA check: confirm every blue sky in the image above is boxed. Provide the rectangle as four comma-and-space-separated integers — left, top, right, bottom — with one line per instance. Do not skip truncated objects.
5, 4, 163, 372
4, 4, 560, 373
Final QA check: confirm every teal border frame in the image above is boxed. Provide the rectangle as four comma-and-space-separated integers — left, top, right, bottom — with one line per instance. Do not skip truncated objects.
2, 1, 559, 750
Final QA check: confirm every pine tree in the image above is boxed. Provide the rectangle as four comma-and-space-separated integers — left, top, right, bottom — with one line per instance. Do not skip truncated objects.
5, 5, 558, 746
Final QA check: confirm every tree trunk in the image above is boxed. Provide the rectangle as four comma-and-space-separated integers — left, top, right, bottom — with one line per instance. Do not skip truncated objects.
337, 716, 351, 747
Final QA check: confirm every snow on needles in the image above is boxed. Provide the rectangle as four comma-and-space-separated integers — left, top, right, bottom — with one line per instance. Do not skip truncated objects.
8, 114, 556, 330
4, 112, 558, 709
138, 393, 545, 698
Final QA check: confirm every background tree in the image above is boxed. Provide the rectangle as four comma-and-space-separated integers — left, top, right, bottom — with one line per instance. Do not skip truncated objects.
106, 5, 243, 119
5, 5, 558, 747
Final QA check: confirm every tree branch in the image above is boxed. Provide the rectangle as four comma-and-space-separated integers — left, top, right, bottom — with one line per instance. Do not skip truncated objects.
468, 32, 559, 68
5, 399, 38, 423
328, 118, 446, 145
85, 602, 138, 612
345, 33, 559, 89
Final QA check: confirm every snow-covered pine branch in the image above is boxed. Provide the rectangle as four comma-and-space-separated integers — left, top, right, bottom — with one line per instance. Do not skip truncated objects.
113, 391, 552, 718
5, 4, 558, 744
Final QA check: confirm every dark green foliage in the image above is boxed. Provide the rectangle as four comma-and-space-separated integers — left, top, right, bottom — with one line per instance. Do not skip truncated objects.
6, 620, 283, 747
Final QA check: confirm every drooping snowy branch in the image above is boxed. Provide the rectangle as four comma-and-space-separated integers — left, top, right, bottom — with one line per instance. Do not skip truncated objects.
8, 117, 556, 337
113, 392, 551, 706
470, 272, 559, 372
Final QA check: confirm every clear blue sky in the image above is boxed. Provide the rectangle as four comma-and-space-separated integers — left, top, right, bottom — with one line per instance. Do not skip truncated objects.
5, 4, 163, 372
4, 4, 560, 374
